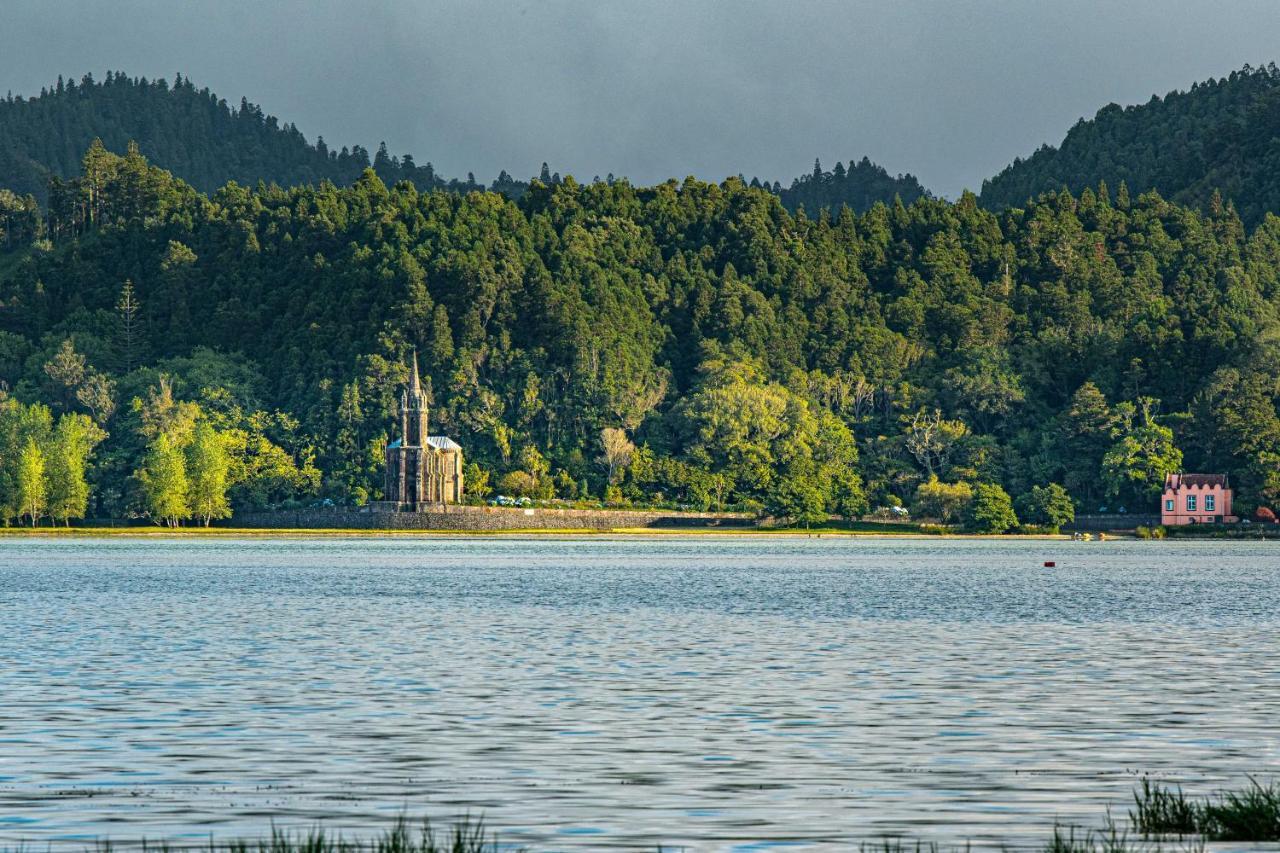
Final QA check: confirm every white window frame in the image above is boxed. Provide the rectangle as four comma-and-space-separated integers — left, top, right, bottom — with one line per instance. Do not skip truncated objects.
1186, 495, 1197, 512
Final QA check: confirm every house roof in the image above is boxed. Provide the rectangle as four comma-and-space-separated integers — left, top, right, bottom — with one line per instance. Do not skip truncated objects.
425, 436, 462, 451
1165, 473, 1229, 490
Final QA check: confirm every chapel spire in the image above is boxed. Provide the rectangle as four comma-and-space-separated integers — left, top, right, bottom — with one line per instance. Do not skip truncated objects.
400, 349, 429, 447
409, 348, 421, 394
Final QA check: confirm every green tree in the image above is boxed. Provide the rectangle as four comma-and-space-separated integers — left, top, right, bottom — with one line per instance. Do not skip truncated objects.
966, 483, 1018, 533
1101, 401, 1183, 507
46, 413, 107, 525
186, 421, 231, 526
1015, 483, 1075, 532
767, 460, 828, 526
464, 461, 492, 501
17, 438, 45, 526
912, 477, 973, 523
138, 433, 189, 526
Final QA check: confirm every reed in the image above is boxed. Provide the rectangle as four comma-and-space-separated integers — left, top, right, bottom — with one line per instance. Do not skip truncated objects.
84, 817, 510, 853
1130, 777, 1280, 841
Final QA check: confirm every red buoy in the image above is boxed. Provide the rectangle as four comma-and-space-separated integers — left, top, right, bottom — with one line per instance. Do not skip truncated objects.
1044, 561, 1056, 568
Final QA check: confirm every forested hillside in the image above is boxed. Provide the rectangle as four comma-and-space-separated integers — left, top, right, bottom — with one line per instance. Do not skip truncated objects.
0, 72, 490, 203
1, 72, 925, 218
982, 64, 1280, 226
766, 157, 929, 214
1, 143, 1278, 528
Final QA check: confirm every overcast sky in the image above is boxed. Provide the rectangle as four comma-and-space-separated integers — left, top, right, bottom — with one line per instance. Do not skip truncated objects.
3, 1, 1280, 197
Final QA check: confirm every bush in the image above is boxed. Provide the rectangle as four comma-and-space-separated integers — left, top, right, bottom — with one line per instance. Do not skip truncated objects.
1137, 525, 1167, 540
1256, 506, 1277, 524
912, 477, 973, 523
965, 483, 1018, 534
1015, 523, 1058, 535
1014, 483, 1075, 532
496, 470, 536, 497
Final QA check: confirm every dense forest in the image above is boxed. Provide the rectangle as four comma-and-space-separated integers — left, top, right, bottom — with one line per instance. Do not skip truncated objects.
982, 64, 1280, 227
0, 72, 925, 217
1, 135, 1279, 529
0, 72, 494, 203
766, 157, 929, 216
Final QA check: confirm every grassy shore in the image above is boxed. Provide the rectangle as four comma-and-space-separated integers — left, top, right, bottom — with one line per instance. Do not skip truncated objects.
19, 780, 1276, 852
0, 523, 1071, 539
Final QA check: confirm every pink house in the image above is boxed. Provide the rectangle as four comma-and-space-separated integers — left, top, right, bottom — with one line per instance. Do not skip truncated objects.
1161, 473, 1236, 525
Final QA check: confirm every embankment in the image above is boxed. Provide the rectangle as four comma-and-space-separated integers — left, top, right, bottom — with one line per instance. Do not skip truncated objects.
232, 505, 757, 531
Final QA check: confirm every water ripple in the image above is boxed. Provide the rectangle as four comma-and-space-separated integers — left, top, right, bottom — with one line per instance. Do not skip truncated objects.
0, 537, 1278, 850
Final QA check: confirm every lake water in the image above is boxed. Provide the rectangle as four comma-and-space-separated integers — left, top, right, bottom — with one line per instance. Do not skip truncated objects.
1, 536, 1278, 850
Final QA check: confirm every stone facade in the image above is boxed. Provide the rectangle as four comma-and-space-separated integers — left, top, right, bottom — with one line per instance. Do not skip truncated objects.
384, 353, 464, 508
234, 504, 756, 531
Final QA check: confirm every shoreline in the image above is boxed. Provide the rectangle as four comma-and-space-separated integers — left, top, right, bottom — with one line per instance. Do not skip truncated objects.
3, 525, 1080, 540
0, 525, 1075, 537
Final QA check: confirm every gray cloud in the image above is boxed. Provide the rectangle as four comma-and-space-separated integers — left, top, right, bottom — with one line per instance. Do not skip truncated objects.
3, 0, 1279, 197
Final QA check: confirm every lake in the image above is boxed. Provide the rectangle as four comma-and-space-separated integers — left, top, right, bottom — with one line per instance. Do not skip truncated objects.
1, 536, 1277, 850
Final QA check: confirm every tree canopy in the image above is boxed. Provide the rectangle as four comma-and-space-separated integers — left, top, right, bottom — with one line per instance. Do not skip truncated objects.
1, 125, 1279, 524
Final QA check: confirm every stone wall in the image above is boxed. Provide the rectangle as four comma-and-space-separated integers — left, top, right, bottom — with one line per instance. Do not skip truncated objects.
233, 504, 757, 531
1064, 513, 1160, 532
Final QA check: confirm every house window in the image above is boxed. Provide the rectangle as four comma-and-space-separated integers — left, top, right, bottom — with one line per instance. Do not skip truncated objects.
1165, 499, 1174, 512
1206, 495, 1215, 512
1186, 495, 1197, 512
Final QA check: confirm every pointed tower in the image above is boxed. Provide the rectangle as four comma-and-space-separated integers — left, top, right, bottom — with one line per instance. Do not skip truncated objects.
383, 350, 464, 511
400, 350, 429, 447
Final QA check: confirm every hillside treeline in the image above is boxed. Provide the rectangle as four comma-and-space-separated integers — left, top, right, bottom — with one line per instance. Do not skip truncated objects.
0, 72, 920, 220
0, 144, 1278, 527
0, 71, 492, 204
982, 64, 1280, 227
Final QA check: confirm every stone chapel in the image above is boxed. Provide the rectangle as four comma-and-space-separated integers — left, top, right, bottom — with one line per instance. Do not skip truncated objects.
383, 353, 464, 508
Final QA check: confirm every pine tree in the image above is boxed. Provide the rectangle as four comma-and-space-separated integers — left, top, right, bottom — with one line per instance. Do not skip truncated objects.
430, 303, 454, 363
116, 279, 141, 372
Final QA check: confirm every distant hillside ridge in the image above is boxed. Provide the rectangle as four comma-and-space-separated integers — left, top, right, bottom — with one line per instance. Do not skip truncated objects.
0, 71, 928, 215
762, 157, 930, 215
981, 63, 1280, 225
0, 71, 494, 202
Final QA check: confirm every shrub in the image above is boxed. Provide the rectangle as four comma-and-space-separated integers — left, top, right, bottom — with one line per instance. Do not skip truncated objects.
1014, 483, 1075, 532
1015, 523, 1057, 535
965, 483, 1018, 534
496, 470, 537, 497
912, 477, 973, 523
1256, 506, 1277, 524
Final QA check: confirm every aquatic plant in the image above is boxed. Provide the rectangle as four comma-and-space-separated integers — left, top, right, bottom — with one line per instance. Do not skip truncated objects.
83, 816, 511, 853
1131, 777, 1280, 841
